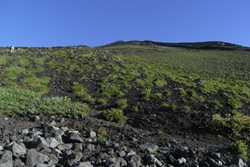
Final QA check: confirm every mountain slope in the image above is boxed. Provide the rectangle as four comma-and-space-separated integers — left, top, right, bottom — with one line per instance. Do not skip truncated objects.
0, 41, 250, 162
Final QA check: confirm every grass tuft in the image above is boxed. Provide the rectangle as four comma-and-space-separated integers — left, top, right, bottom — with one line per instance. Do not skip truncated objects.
102, 108, 127, 123
230, 140, 248, 160
116, 99, 128, 109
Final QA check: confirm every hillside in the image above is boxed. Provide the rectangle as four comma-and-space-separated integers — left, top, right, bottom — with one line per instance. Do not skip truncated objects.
0, 41, 250, 166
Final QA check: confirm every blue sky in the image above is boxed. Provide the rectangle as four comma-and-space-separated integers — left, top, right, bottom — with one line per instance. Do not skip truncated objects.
1, 1, 249, 47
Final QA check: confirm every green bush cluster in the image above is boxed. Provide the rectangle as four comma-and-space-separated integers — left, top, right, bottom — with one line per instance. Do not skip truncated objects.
227, 96, 242, 109
161, 102, 177, 111
72, 83, 95, 103
97, 128, 107, 141
141, 88, 151, 101
0, 66, 26, 80
102, 108, 127, 123
177, 87, 187, 96
22, 76, 51, 94
207, 111, 250, 136
101, 83, 121, 98
116, 99, 128, 109
97, 98, 107, 105
214, 99, 223, 109
132, 106, 139, 112
0, 87, 89, 116
230, 140, 248, 160
154, 79, 166, 87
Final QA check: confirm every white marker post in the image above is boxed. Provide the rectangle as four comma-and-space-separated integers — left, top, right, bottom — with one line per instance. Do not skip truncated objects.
10, 45, 14, 53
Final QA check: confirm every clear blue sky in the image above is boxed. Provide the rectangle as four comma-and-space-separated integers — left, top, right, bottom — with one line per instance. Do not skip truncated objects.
1, 1, 249, 47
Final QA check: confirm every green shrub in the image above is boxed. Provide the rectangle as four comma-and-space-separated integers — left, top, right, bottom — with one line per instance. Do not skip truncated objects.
80, 93, 95, 104
1, 66, 26, 80
161, 102, 170, 110
101, 76, 109, 83
162, 102, 176, 111
97, 98, 107, 105
196, 95, 205, 102
157, 130, 164, 136
23, 76, 51, 93
72, 83, 95, 103
4, 81, 18, 88
149, 151, 158, 156
95, 64, 104, 70
0, 56, 9, 65
214, 99, 223, 109
47, 61, 55, 68
115, 91, 125, 98
207, 111, 250, 136
116, 99, 128, 109
227, 96, 242, 109
102, 108, 127, 123
136, 79, 145, 88
97, 128, 107, 141
32, 85, 49, 94
80, 76, 89, 81
153, 93, 163, 99
171, 104, 177, 111
187, 89, 196, 96
72, 83, 84, 93
184, 105, 190, 112
142, 88, 151, 101
177, 87, 186, 96
132, 106, 139, 112
154, 79, 166, 87
0, 87, 89, 116
200, 83, 217, 94
164, 90, 172, 96
18, 58, 30, 67
231, 140, 248, 160
35, 57, 46, 65
101, 83, 120, 98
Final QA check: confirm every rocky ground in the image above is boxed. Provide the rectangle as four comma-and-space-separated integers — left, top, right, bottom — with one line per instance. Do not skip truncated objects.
0, 109, 248, 167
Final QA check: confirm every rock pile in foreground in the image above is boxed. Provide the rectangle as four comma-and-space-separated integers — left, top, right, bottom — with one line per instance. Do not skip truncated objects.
0, 117, 248, 167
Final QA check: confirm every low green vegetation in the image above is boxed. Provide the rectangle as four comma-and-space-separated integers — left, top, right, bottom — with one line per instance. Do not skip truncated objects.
184, 105, 190, 112
154, 79, 166, 87
97, 98, 107, 105
97, 128, 107, 141
161, 102, 177, 111
207, 110, 250, 136
0, 87, 89, 116
149, 151, 158, 156
22, 76, 51, 94
153, 92, 163, 99
141, 88, 151, 101
101, 83, 120, 98
177, 87, 187, 96
231, 140, 248, 160
72, 82, 95, 103
4, 81, 18, 88
227, 96, 243, 109
214, 100, 223, 109
0, 66, 26, 80
116, 99, 128, 109
102, 108, 127, 123
132, 106, 139, 112
164, 90, 172, 96
157, 129, 164, 136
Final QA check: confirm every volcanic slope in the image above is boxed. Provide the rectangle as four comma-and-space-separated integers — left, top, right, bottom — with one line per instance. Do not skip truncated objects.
0, 41, 250, 163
